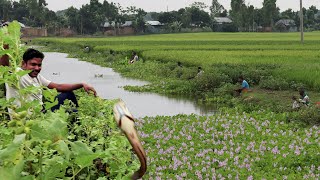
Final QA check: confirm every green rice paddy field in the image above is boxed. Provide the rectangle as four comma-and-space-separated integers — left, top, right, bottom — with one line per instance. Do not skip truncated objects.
36, 32, 320, 89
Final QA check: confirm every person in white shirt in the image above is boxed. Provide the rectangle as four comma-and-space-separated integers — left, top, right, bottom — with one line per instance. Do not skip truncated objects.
2, 48, 97, 112
129, 51, 139, 64
298, 89, 310, 106
292, 96, 300, 110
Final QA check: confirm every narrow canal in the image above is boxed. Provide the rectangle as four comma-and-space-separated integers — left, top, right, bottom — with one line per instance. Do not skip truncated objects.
41, 52, 215, 117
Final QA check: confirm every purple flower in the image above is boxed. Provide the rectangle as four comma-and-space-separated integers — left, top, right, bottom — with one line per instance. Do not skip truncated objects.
282, 153, 287, 158
195, 170, 202, 179
219, 160, 227, 167
272, 146, 280, 155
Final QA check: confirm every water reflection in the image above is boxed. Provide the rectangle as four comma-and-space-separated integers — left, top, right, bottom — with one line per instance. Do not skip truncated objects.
41, 52, 215, 117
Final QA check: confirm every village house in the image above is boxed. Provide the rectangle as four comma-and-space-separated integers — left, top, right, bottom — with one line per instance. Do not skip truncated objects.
145, 21, 163, 33
275, 19, 297, 32
213, 17, 234, 32
102, 21, 135, 36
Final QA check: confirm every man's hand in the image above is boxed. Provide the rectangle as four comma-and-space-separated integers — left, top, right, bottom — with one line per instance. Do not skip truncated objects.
82, 83, 97, 96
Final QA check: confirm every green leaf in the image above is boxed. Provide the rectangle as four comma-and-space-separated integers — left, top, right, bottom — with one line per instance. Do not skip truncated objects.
20, 176, 35, 180
0, 49, 10, 56
75, 153, 99, 168
70, 141, 99, 168
55, 140, 71, 160
43, 156, 68, 179
43, 100, 59, 110
43, 88, 58, 102
0, 158, 25, 180
16, 70, 30, 78
0, 134, 26, 162
31, 112, 68, 142
70, 141, 93, 155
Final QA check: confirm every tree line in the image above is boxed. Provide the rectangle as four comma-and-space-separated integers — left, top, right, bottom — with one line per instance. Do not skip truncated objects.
0, 0, 319, 34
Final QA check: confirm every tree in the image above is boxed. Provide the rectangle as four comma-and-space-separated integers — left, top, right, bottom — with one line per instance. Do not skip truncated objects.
42, 8, 57, 28
253, 8, 264, 27
75, 0, 109, 34
89, 0, 104, 32
158, 11, 181, 24
190, 2, 208, 10
65, 7, 80, 32
178, 8, 191, 28
171, 21, 183, 32
131, 8, 147, 33
0, 0, 12, 21
188, 6, 211, 27
210, 0, 224, 17
230, 0, 245, 31
11, 1, 29, 23
246, 5, 255, 31
149, 12, 161, 21
262, 0, 278, 27
305, 6, 318, 29
219, 9, 228, 17
281, 8, 295, 19
102, 0, 118, 21
231, 0, 244, 14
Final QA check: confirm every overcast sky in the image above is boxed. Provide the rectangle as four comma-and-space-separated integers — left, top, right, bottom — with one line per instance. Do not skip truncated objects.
45, 0, 319, 12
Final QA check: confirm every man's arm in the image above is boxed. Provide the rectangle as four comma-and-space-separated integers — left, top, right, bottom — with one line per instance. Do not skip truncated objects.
48, 82, 97, 96
299, 95, 309, 105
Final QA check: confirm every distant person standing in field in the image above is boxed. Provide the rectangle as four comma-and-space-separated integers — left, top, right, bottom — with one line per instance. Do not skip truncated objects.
129, 51, 139, 64
235, 76, 250, 96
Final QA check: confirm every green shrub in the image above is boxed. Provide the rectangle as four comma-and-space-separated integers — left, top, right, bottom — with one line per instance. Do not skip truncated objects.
177, 67, 198, 80
289, 81, 306, 91
106, 55, 116, 63
260, 76, 290, 90
214, 83, 238, 97
214, 64, 274, 86
288, 106, 320, 125
193, 71, 231, 92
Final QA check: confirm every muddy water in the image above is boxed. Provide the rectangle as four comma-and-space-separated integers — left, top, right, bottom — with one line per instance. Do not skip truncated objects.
41, 52, 215, 117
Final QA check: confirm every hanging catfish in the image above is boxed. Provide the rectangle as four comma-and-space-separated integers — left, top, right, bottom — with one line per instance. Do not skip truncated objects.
113, 100, 147, 180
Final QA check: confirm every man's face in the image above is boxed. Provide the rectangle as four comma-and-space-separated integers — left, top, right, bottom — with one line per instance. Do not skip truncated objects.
22, 58, 43, 77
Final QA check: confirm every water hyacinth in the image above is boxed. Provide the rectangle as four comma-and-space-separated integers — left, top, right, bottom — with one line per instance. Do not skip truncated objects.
135, 113, 319, 179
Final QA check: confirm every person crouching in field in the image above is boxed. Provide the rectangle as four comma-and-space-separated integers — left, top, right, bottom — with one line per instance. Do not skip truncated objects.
298, 89, 310, 106
1, 48, 97, 114
234, 76, 250, 96
129, 51, 139, 64
292, 96, 300, 110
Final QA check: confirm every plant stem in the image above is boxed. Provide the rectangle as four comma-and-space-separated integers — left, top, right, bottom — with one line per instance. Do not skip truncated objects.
71, 167, 84, 179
